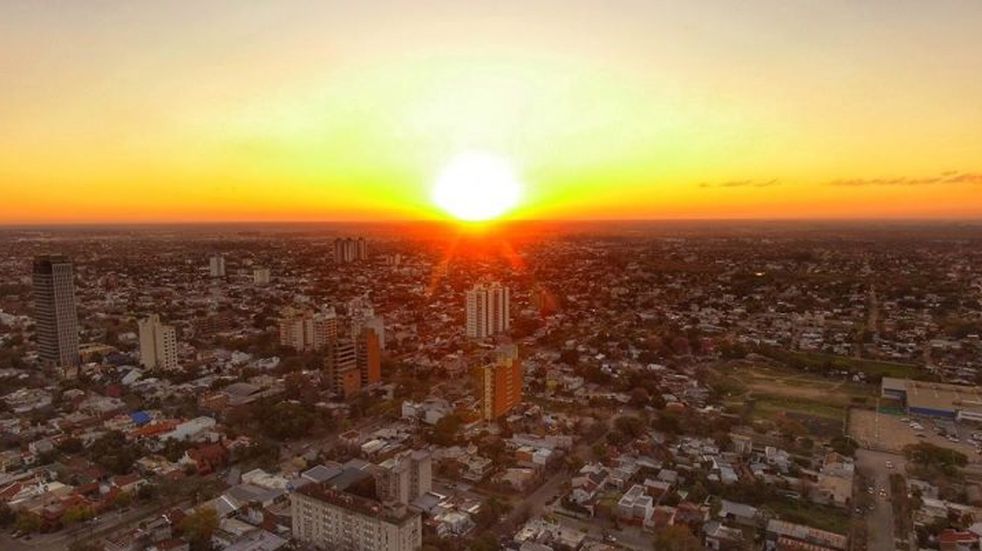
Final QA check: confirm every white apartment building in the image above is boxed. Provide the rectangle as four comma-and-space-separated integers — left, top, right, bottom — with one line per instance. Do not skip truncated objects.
208, 255, 226, 278
292, 484, 421, 551
278, 308, 338, 351
138, 314, 178, 370
375, 450, 432, 505
465, 282, 510, 339
253, 267, 271, 285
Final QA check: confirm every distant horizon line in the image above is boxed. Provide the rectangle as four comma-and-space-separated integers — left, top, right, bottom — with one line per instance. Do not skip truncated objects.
3, 216, 982, 230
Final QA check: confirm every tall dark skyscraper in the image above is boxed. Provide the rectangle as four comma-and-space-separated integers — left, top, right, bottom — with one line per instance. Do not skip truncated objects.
32, 255, 80, 368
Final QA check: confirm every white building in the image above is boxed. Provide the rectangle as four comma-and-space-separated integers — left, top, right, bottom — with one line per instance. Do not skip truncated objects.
138, 314, 178, 370
465, 282, 510, 339
291, 484, 421, 551
209, 255, 226, 278
375, 450, 432, 505
278, 307, 338, 351
253, 267, 271, 285
349, 297, 386, 349
161, 416, 217, 441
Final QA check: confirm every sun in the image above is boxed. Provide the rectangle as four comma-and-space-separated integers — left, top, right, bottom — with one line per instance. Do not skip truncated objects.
431, 151, 523, 222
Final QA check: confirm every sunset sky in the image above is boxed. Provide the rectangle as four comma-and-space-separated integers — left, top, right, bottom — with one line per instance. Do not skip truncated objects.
2, 0, 981, 224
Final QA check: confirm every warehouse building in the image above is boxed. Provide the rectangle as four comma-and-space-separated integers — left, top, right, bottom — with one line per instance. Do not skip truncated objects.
881, 377, 982, 422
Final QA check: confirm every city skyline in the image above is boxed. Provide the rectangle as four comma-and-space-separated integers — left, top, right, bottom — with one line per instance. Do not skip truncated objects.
2, 1, 982, 224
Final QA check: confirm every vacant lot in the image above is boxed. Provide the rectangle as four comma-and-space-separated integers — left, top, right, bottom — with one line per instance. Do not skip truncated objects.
718, 363, 875, 438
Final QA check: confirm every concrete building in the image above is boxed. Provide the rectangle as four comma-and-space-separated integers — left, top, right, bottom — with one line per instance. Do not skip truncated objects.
474, 345, 522, 421
278, 308, 338, 352
253, 267, 271, 285
138, 314, 178, 370
335, 237, 368, 264
325, 338, 361, 398
209, 255, 226, 278
465, 282, 510, 339
291, 483, 421, 551
375, 450, 432, 505
349, 296, 386, 350
357, 327, 382, 387
32, 255, 79, 369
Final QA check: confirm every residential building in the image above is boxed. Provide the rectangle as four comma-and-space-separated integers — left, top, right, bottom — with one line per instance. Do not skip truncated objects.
325, 338, 361, 398
32, 255, 79, 369
138, 314, 178, 370
291, 483, 421, 551
253, 267, 271, 285
465, 282, 510, 338
209, 255, 226, 278
474, 345, 522, 421
278, 308, 338, 351
334, 237, 367, 264
357, 326, 382, 386
375, 450, 432, 505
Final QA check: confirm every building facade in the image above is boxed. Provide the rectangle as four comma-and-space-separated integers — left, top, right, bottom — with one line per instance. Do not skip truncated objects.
278, 308, 339, 352
335, 237, 369, 264
475, 345, 522, 421
208, 255, 226, 278
291, 484, 421, 551
138, 314, 179, 370
32, 255, 80, 368
465, 282, 510, 339
375, 450, 432, 505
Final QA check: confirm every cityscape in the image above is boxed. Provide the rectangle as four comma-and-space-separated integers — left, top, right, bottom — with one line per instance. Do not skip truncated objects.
1, 222, 982, 551
2, 1, 982, 551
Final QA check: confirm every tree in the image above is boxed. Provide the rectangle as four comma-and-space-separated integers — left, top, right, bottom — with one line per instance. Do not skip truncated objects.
63, 505, 95, 525
830, 435, 858, 457
0, 502, 14, 527
179, 507, 219, 550
15, 511, 42, 534
468, 534, 499, 551
652, 525, 702, 551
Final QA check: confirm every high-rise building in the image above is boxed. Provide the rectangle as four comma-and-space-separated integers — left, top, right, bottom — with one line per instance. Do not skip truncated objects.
375, 450, 432, 505
208, 255, 226, 278
335, 237, 368, 264
349, 296, 386, 350
253, 267, 271, 285
356, 326, 382, 386
465, 282, 510, 339
32, 255, 80, 368
325, 338, 361, 398
138, 314, 178, 370
278, 308, 338, 351
291, 483, 421, 551
474, 345, 522, 421
356, 237, 369, 260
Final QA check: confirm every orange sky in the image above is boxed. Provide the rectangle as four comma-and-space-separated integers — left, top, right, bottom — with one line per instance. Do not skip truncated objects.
1, 1, 981, 224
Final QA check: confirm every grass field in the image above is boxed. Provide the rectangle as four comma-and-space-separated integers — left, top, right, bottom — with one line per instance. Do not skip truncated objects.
760, 349, 924, 379
716, 362, 875, 438
765, 499, 851, 534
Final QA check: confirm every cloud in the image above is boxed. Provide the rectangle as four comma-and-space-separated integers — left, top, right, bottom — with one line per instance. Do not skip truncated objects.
828, 171, 982, 187
699, 179, 779, 189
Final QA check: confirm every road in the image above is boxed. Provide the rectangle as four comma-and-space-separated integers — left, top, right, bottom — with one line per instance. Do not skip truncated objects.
496, 412, 616, 535
855, 449, 907, 551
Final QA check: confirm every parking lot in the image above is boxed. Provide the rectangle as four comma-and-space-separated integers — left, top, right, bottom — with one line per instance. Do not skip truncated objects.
850, 408, 982, 460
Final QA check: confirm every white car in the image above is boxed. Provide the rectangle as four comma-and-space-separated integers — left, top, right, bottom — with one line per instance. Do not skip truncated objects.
886, 461, 894, 469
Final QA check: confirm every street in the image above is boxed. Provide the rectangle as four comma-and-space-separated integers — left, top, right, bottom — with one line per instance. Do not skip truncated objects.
855, 449, 907, 551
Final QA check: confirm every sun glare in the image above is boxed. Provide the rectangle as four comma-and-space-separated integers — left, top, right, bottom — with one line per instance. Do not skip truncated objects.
431, 151, 523, 222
